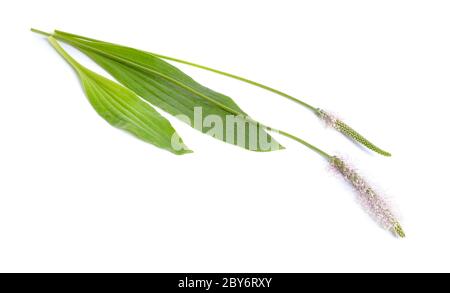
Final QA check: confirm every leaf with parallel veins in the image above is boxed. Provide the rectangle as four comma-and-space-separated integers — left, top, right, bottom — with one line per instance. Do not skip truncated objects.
47, 37, 191, 155
52, 30, 283, 152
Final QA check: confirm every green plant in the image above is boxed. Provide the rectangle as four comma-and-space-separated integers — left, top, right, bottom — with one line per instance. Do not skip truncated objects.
32, 29, 403, 237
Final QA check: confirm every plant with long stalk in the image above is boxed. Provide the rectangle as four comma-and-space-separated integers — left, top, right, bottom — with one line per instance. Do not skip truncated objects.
32, 29, 403, 237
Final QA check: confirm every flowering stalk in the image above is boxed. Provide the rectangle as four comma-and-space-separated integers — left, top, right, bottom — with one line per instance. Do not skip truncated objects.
330, 156, 404, 237
317, 109, 391, 156
130, 49, 392, 157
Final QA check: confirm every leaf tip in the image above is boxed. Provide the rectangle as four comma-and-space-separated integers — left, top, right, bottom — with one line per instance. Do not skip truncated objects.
174, 148, 194, 155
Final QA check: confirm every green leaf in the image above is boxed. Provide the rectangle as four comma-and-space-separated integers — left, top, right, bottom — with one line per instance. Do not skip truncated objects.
47, 37, 192, 155
52, 31, 283, 152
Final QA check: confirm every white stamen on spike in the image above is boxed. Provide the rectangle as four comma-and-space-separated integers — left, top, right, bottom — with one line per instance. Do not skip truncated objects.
330, 156, 404, 237
317, 108, 338, 128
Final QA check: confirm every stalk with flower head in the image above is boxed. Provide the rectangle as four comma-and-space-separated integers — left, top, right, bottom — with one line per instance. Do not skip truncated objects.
330, 156, 404, 237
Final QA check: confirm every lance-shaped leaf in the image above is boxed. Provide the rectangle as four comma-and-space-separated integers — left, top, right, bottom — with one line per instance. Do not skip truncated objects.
47, 37, 191, 155
52, 31, 283, 152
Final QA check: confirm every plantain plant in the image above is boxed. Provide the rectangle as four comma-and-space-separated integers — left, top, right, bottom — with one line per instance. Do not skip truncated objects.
32, 29, 403, 237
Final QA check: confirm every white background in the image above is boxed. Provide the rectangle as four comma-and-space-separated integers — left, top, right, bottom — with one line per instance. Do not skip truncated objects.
1, 0, 449, 273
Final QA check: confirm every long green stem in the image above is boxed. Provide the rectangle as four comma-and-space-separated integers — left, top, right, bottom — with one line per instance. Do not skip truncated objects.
142, 53, 318, 112
275, 129, 329, 158
31, 28, 331, 159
